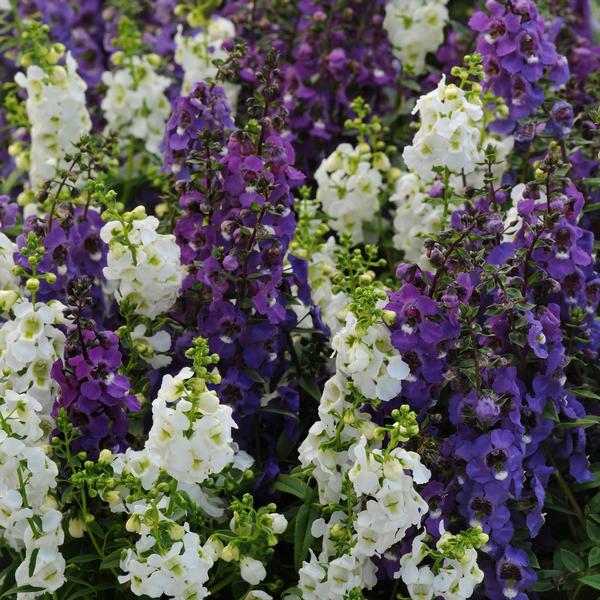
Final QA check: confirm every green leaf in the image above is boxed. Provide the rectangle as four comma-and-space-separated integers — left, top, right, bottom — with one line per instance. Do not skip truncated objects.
299, 377, 322, 402
556, 416, 600, 429
589, 493, 600, 514
0, 586, 45, 598
589, 547, 600, 568
556, 548, 585, 573
28, 548, 39, 578
543, 400, 560, 423
294, 504, 319, 571
272, 474, 310, 501
570, 388, 600, 401
99, 548, 123, 571
532, 580, 555, 592
67, 554, 100, 565
587, 521, 600, 544
578, 575, 600, 590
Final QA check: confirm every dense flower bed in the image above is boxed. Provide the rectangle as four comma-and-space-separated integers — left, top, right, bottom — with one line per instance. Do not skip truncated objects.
0, 0, 599, 599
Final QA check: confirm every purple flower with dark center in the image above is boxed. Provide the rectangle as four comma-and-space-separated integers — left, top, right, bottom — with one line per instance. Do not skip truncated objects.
51, 329, 140, 457
545, 101, 575, 139
470, 0, 569, 132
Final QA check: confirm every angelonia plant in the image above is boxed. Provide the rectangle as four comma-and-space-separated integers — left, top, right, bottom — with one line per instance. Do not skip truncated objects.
0, 0, 599, 599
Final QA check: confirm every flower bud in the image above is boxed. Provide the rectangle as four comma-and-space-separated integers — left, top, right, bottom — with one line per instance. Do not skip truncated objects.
68, 517, 86, 538
0, 290, 19, 312
25, 278, 40, 292
98, 448, 113, 465
221, 543, 239, 562
382, 309, 396, 326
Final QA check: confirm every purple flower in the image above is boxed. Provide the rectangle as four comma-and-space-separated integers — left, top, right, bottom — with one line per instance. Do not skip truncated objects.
545, 101, 575, 139
470, 0, 569, 131
51, 329, 140, 457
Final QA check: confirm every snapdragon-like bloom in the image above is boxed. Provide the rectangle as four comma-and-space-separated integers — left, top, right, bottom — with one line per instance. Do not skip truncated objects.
0, 306, 65, 597
174, 18, 240, 108
51, 328, 140, 456
395, 529, 485, 600
403, 76, 483, 178
332, 304, 410, 401
161, 80, 234, 180
15, 52, 92, 188
384, 0, 449, 74
316, 143, 389, 242
0, 232, 20, 295
101, 55, 171, 156
0, 298, 66, 416
101, 208, 185, 319
298, 281, 425, 599
146, 367, 236, 484
118, 506, 215, 600
15, 207, 108, 310
391, 172, 445, 265
469, 0, 569, 132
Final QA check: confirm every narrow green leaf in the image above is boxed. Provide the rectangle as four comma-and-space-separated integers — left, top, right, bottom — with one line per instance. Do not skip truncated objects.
556, 548, 584, 573
294, 504, 318, 571
570, 388, 600, 401
543, 400, 560, 423
1, 586, 45, 598
587, 521, 600, 544
272, 474, 309, 501
299, 377, 322, 402
99, 548, 123, 571
589, 547, 600, 568
578, 575, 600, 590
588, 493, 600, 514
28, 548, 39, 578
532, 580, 554, 592
556, 416, 600, 429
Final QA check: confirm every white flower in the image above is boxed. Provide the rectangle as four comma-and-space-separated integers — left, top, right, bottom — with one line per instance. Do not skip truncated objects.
391, 172, 445, 265
384, 0, 449, 74
0, 299, 66, 416
316, 144, 387, 243
268, 512, 288, 534
403, 76, 483, 179
131, 324, 172, 368
0, 233, 20, 297
240, 556, 267, 585
119, 523, 214, 599
348, 436, 382, 496
101, 55, 171, 156
331, 306, 409, 401
101, 211, 185, 319
146, 367, 236, 484
15, 510, 65, 596
15, 53, 91, 188
298, 551, 327, 599
244, 592, 273, 600
174, 20, 240, 109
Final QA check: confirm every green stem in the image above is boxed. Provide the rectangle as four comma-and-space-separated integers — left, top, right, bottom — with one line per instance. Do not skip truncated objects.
442, 167, 450, 220
547, 449, 585, 527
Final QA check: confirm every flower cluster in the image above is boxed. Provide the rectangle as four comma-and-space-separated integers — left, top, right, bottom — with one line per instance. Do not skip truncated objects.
101, 204, 185, 319
383, 0, 449, 74
174, 16, 240, 107
391, 172, 445, 265
101, 54, 171, 156
402, 73, 484, 179
0, 2, 598, 599
146, 339, 236, 484
15, 49, 91, 188
0, 294, 66, 596
51, 319, 140, 456
469, 0, 569, 132
173, 51, 308, 470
